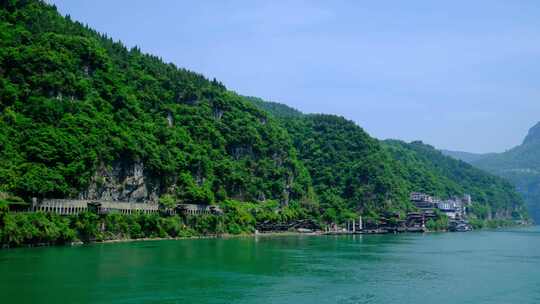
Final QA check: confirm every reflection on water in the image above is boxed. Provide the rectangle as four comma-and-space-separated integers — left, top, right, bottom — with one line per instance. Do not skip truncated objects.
1, 227, 540, 304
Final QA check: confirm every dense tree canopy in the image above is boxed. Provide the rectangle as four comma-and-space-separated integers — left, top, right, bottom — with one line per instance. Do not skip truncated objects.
466, 122, 540, 221
0, 0, 311, 205
384, 140, 527, 219
284, 115, 411, 222
250, 100, 527, 221
0, 0, 527, 230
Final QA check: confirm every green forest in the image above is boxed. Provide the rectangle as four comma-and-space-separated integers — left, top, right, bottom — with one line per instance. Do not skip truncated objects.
0, 0, 528, 245
445, 122, 540, 222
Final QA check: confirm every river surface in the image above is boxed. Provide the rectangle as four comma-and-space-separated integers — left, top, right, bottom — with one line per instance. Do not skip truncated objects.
1, 227, 540, 304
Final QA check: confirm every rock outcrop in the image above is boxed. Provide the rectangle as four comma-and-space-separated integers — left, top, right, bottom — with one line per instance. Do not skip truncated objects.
79, 161, 160, 203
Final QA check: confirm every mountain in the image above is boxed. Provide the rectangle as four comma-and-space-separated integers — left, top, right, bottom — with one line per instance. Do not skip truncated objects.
0, 0, 312, 206
440, 150, 492, 163
241, 96, 303, 119
470, 122, 540, 221
441, 122, 540, 221
523, 122, 540, 145
285, 114, 411, 222
0, 0, 527, 225
250, 99, 527, 221
386, 141, 525, 220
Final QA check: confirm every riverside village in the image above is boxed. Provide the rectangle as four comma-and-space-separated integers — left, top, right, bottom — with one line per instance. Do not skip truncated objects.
7, 191, 473, 235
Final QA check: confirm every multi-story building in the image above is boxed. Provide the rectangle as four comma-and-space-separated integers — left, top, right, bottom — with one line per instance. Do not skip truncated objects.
410, 192, 434, 203
411, 192, 472, 219
410, 192, 436, 210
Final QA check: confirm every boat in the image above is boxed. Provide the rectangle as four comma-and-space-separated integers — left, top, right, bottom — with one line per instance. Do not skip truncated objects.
449, 220, 472, 232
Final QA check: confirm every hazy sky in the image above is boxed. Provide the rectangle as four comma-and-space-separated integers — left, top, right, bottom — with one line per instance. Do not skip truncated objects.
51, 0, 540, 153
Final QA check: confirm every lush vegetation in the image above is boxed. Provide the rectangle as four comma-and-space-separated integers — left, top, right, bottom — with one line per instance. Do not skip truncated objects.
472, 123, 540, 221
284, 115, 412, 223
249, 97, 527, 222
0, 0, 528, 247
426, 212, 449, 231
444, 122, 540, 222
0, 0, 311, 205
0, 208, 204, 247
384, 140, 528, 220
242, 96, 303, 119
0, 198, 317, 247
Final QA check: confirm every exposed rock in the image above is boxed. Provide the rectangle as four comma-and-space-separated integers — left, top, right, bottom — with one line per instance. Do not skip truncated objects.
79, 161, 160, 203
167, 111, 174, 127
213, 107, 224, 120
523, 122, 540, 145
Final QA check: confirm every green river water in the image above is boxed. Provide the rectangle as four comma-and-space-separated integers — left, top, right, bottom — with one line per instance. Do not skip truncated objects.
1, 227, 539, 304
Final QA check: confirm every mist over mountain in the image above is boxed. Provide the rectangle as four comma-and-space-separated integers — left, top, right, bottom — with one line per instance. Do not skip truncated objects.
440, 150, 492, 164
443, 121, 540, 221
523, 122, 540, 145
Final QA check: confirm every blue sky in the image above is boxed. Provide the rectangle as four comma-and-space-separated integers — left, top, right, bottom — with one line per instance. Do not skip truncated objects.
51, 0, 540, 153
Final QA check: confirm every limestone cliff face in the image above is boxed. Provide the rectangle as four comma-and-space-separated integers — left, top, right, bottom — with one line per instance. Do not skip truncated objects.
78, 161, 160, 203
523, 121, 540, 145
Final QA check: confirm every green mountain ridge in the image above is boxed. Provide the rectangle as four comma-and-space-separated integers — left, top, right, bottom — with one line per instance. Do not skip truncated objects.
0, 0, 311, 206
249, 100, 527, 221
440, 150, 493, 163
0, 0, 527, 226
442, 122, 540, 221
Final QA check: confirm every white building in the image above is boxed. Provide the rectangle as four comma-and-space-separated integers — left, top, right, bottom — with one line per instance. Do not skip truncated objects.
410, 192, 433, 203
411, 192, 472, 219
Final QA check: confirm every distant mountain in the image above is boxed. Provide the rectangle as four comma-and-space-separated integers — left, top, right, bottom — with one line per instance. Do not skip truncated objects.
523, 122, 540, 145
472, 122, 540, 221
443, 122, 540, 222
441, 150, 491, 163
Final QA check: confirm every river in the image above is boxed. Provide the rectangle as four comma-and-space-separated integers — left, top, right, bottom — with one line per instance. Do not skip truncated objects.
1, 227, 539, 303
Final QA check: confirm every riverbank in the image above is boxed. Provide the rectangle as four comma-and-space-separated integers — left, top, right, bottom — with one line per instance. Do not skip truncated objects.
0, 206, 529, 249
12, 222, 534, 250
99, 231, 322, 245
1, 230, 325, 249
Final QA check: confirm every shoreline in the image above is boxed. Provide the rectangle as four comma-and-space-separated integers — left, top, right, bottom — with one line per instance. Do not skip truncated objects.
64, 222, 540, 246
0, 231, 324, 249
94, 231, 324, 245
2, 223, 532, 250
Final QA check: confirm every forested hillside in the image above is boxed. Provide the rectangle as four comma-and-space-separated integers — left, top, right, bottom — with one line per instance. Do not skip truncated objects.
285, 115, 411, 222
385, 140, 527, 220
441, 122, 540, 221
441, 150, 492, 163
242, 96, 303, 119
0, 0, 312, 205
471, 122, 540, 221
251, 100, 528, 221
0, 0, 527, 232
